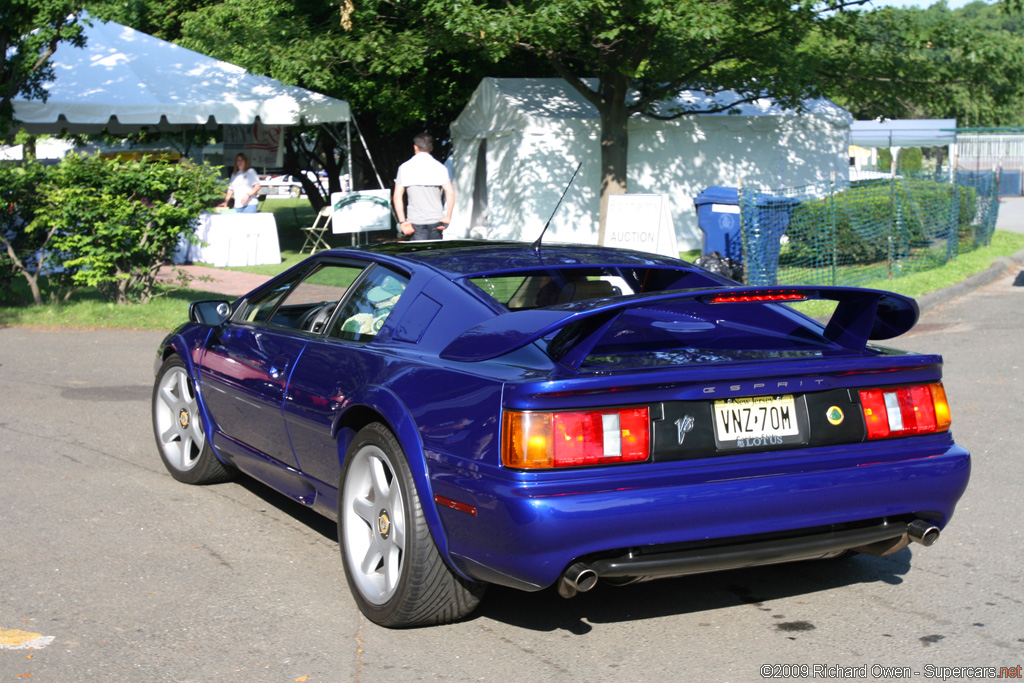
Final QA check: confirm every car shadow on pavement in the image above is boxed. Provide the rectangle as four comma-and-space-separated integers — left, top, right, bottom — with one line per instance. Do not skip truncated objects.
235, 475, 339, 542
474, 550, 913, 633
221, 470, 914, 634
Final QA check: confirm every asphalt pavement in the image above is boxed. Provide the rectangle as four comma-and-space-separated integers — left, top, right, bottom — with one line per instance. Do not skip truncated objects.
2, 264, 1023, 681
996, 195, 1024, 233
2, 202, 1024, 681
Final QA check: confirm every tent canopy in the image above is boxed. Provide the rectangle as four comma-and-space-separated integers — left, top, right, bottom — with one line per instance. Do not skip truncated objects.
849, 119, 957, 148
11, 17, 350, 135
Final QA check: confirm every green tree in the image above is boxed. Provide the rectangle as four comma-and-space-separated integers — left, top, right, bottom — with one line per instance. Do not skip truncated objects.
1, 2, 86, 140
813, 4, 1024, 127
332, 0, 882, 241
84, 0, 207, 42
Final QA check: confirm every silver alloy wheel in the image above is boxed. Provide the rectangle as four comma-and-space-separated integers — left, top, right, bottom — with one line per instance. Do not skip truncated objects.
341, 443, 406, 605
153, 365, 206, 472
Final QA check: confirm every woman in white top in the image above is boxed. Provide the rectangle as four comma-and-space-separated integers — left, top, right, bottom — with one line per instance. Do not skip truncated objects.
220, 153, 262, 213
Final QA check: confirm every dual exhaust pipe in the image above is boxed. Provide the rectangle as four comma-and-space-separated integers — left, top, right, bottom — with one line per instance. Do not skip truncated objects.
557, 562, 599, 599
556, 519, 941, 598
907, 519, 940, 546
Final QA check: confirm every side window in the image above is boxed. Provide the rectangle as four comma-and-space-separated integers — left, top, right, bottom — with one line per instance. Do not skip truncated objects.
273, 263, 364, 332
330, 267, 409, 342
236, 263, 365, 333
236, 277, 301, 324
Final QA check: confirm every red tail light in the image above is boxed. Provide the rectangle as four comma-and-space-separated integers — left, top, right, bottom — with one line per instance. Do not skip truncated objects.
859, 383, 951, 440
502, 407, 650, 469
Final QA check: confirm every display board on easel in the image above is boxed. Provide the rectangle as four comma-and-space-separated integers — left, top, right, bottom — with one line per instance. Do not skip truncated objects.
603, 194, 679, 259
330, 190, 392, 234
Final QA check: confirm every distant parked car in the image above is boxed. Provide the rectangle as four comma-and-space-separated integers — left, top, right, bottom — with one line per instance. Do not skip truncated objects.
151, 240, 970, 628
258, 171, 345, 198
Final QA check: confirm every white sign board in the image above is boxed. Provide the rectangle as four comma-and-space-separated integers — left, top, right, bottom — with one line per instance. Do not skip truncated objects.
603, 194, 679, 258
330, 190, 392, 234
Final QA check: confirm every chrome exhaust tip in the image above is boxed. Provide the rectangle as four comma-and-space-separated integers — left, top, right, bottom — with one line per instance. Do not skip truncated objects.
557, 562, 599, 599
907, 519, 940, 546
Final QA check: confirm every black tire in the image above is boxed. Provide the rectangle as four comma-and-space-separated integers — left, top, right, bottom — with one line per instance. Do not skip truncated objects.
151, 356, 234, 485
338, 423, 485, 627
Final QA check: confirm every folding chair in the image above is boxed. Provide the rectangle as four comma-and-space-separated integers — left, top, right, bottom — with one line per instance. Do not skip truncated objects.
300, 206, 333, 253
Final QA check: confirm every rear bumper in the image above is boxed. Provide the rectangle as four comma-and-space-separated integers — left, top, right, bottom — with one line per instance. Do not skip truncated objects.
435, 436, 971, 591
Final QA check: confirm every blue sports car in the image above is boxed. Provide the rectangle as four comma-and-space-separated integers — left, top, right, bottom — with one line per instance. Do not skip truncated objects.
151, 240, 970, 627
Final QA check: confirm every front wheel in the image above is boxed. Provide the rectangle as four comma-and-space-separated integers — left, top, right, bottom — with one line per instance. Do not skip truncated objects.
152, 356, 234, 485
338, 423, 484, 627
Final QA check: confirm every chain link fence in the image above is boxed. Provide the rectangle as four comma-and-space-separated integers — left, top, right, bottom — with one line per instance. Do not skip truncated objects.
737, 171, 1000, 287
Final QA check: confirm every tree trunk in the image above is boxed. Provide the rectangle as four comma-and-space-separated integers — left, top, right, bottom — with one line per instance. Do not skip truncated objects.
1, 234, 43, 305
596, 77, 630, 245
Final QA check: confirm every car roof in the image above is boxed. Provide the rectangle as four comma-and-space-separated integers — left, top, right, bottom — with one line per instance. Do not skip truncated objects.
342, 240, 694, 279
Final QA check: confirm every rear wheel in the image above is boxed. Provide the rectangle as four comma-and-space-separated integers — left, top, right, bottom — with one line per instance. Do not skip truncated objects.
152, 356, 234, 485
338, 423, 484, 627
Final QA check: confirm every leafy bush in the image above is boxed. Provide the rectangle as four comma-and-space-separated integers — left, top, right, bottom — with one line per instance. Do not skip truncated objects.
878, 149, 893, 172
31, 154, 222, 304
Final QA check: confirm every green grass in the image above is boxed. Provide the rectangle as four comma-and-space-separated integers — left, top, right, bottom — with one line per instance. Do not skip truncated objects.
2, 222, 1022, 332
0, 287, 221, 331
787, 230, 1024, 318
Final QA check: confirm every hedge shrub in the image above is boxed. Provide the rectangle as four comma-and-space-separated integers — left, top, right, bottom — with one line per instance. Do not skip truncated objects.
780, 178, 977, 267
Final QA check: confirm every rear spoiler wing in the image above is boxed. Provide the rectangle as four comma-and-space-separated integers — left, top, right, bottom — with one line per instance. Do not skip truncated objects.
439, 286, 918, 370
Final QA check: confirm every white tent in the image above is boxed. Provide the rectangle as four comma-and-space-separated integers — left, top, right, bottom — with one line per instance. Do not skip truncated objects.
449, 78, 852, 249
11, 17, 350, 135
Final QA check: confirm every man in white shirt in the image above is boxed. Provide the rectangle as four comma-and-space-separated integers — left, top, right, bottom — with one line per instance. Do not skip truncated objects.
393, 133, 454, 240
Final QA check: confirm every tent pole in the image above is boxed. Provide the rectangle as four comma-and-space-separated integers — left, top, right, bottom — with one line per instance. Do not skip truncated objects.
346, 121, 353, 190
321, 122, 355, 192
351, 114, 385, 189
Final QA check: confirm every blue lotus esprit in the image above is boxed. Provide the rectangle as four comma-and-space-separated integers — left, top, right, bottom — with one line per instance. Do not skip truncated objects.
151, 240, 970, 627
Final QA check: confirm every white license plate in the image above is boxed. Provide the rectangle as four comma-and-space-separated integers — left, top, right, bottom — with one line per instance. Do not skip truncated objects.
713, 395, 799, 442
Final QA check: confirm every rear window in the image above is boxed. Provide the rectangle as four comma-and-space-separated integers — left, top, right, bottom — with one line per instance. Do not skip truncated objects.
468, 267, 717, 310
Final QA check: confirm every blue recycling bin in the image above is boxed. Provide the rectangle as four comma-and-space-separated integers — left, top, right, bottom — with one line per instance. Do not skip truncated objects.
694, 186, 741, 262
745, 194, 801, 286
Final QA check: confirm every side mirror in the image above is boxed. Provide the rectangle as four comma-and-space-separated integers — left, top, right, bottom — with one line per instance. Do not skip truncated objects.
189, 300, 232, 326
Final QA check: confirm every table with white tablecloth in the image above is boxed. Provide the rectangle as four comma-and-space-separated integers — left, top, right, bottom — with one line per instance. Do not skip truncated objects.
176, 212, 282, 267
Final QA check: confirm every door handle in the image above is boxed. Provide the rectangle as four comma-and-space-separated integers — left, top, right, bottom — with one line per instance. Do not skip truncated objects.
268, 355, 290, 380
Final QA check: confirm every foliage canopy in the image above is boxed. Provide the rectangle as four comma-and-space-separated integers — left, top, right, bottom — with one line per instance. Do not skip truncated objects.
1, 2, 86, 140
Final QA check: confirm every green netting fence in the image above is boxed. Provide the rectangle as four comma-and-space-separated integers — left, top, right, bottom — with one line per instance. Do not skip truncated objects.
737, 170, 1000, 287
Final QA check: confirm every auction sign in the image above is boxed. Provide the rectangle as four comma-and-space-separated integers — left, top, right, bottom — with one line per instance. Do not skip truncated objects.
603, 194, 679, 258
